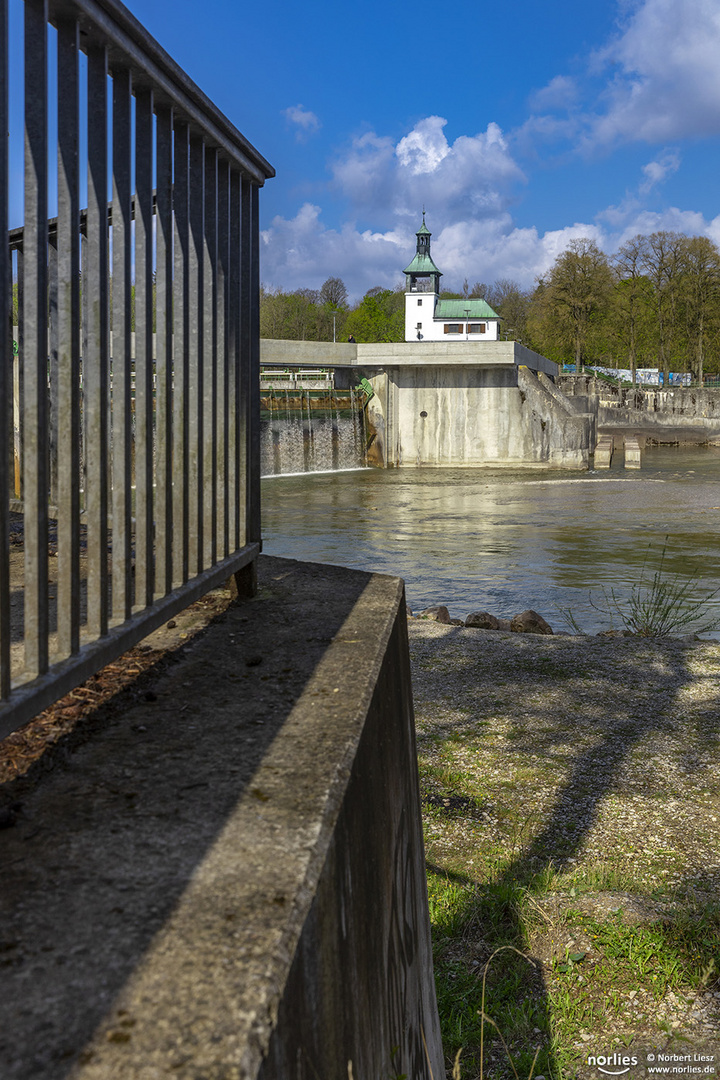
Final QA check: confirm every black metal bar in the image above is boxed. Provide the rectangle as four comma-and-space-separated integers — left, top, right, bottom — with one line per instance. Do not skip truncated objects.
216, 158, 229, 559
56, 14, 81, 659
84, 41, 109, 639
0, 0, 10, 697
155, 103, 173, 598
46, 0, 274, 185
240, 176, 251, 549
48, 235, 59, 506
134, 86, 154, 608
23, 0, 50, 676
0, 542, 259, 740
228, 169, 241, 553
203, 145, 217, 569
15, 247, 23, 500
248, 181, 261, 549
111, 63, 133, 621
172, 120, 189, 587
188, 135, 203, 576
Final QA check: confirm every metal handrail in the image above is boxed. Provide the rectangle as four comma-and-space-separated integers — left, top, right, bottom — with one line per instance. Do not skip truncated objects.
1, 0, 274, 736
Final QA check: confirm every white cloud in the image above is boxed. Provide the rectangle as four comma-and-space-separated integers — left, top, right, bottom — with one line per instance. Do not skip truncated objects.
331, 117, 525, 229
529, 75, 579, 113
260, 109, 720, 300
260, 203, 407, 298
282, 104, 321, 141
639, 149, 681, 193
591, 0, 720, 144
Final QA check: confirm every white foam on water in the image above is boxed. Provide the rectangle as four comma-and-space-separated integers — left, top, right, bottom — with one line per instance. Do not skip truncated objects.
261, 467, 372, 479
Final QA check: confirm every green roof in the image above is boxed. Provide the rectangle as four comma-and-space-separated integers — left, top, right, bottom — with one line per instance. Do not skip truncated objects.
403, 252, 442, 276
417, 220, 431, 236
434, 299, 500, 319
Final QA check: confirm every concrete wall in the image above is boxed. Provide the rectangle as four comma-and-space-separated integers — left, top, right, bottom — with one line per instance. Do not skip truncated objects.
559, 377, 720, 442
1, 557, 443, 1080
259, 574, 443, 1080
260, 338, 557, 376
365, 364, 590, 468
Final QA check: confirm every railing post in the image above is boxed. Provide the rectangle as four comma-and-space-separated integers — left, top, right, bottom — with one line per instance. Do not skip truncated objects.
0, 0, 9, 699
111, 64, 133, 622
84, 41, 109, 639
23, 0, 50, 676
56, 13, 81, 659
155, 104, 174, 598
134, 86, 154, 609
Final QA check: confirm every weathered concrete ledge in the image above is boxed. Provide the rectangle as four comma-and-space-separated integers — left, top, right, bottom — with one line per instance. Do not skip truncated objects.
260, 337, 558, 375
0, 557, 443, 1080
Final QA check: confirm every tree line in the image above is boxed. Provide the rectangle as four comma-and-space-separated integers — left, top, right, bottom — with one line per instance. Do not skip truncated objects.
261, 231, 720, 382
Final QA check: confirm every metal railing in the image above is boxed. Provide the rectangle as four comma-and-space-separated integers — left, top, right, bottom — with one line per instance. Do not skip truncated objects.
1, 0, 274, 738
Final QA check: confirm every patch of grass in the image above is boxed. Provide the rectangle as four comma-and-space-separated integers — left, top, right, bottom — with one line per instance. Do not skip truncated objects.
426, 862, 720, 1079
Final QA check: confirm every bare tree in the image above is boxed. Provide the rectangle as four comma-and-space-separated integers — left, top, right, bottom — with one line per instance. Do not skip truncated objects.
319, 276, 348, 309
638, 231, 685, 386
613, 236, 651, 385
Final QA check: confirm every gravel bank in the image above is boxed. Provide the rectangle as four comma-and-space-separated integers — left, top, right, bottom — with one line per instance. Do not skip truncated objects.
407, 620, 720, 1067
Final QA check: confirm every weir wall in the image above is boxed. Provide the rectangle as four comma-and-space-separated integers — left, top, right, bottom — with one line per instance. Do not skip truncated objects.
260, 340, 591, 469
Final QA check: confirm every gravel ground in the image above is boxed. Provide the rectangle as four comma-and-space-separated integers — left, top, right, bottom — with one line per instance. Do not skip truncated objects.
407, 619, 720, 1069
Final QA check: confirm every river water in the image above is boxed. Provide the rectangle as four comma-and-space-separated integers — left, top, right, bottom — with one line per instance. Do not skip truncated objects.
261, 446, 720, 635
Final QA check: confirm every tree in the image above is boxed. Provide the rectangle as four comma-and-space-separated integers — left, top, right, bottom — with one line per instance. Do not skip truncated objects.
343, 288, 404, 343
638, 231, 685, 385
319, 276, 348, 309
539, 239, 613, 369
679, 236, 720, 384
611, 236, 654, 384
485, 279, 531, 342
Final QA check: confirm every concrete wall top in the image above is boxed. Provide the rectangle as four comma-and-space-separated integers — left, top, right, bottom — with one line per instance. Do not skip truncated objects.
260, 338, 558, 375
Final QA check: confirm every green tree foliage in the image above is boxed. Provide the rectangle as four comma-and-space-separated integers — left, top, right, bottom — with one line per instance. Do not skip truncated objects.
342, 287, 405, 343
679, 235, 720, 383
529, 238, 614, 369
259, 279, 350, 341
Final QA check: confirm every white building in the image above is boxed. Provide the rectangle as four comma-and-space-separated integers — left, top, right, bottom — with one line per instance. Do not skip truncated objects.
403, 215, 501, 343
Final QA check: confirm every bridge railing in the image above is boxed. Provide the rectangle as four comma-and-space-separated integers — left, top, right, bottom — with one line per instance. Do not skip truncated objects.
0, 0, 274, 738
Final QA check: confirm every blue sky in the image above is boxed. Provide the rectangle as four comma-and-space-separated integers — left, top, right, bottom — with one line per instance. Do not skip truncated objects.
13, 0, 720, 301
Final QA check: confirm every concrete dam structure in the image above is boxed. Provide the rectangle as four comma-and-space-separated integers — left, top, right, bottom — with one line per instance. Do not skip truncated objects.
260, 339, 595, 470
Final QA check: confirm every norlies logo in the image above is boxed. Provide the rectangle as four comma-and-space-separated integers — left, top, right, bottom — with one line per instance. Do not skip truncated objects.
587, 1053, 639, 1075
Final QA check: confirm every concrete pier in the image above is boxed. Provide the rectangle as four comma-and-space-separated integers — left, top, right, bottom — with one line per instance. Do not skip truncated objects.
624, 434, 642, 468
594, 434, 614, 468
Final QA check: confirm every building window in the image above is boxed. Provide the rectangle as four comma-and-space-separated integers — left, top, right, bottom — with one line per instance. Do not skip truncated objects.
468, 323, 487, 334
444, 323, 463, 334
417, 299, 422, 306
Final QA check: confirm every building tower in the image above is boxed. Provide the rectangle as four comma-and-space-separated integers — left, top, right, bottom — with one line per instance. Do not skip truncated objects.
403, 212, 501, 342
403, 213, 442, 341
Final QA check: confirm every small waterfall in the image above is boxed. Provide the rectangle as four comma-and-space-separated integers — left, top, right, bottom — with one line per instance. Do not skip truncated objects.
261, 385, 368, 477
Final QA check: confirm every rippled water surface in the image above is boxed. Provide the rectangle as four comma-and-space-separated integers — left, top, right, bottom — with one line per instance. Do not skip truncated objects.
261, 447, 720, 634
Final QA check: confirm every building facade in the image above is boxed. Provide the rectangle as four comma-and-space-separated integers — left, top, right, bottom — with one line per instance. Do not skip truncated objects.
404, 215, 501, 342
